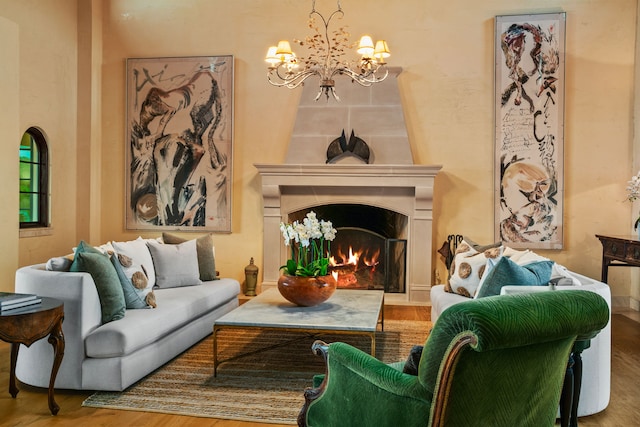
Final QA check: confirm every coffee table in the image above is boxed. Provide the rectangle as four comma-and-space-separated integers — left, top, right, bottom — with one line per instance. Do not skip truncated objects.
212, 288, 384, 376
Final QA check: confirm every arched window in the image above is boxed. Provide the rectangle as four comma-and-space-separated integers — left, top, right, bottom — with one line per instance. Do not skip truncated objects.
19, 127, 49, 228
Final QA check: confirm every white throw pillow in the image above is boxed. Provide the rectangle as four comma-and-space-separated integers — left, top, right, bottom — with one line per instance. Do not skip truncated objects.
111, 237, 157, 288
508, 249, 550, 265
147, 240, 202, 288
45, 256, 73, 271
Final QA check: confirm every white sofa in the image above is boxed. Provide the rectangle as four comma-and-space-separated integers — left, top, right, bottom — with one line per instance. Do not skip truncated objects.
430, 272, 611, 417
14, 263, 240, 391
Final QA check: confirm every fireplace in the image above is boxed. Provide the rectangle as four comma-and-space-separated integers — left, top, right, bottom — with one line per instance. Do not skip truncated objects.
289, 204, 407, 293
256, 68, 441, 303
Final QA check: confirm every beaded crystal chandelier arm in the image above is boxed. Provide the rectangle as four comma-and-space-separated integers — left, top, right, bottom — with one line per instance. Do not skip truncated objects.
265, 0, 390, 101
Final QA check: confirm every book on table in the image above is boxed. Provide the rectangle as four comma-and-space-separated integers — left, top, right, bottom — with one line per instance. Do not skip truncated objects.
0, 292, 42, 311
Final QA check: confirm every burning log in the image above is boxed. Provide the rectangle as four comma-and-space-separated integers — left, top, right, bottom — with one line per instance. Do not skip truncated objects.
329, 245, 381, 289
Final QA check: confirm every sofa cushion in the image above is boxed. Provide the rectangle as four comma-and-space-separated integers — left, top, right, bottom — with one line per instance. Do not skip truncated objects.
70, 240, 103, 271
163, 232, 217, 281
462, 235, 502, 253
84, 279, 240, 358
447, 242, 503, 298
110, 254, 150, 310
475, 257, 554, 298
46, 256, 73, 272
147, 240, 202, 288
112, 237, 157, 288
71, 252, 126, 324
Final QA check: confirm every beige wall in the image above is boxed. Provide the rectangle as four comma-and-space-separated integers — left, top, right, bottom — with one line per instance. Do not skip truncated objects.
0, 15, 19, 292
2, 0, 638, 305
0, 0, 80, 292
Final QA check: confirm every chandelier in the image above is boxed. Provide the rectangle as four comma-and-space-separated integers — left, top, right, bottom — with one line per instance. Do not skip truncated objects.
265, 0, 391, 101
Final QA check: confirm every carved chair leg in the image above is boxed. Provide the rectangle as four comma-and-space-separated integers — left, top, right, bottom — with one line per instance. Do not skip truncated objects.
298, 340, 330, 427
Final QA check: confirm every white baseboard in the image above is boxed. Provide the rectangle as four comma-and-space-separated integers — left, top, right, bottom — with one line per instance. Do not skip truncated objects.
612, 295, 640, 311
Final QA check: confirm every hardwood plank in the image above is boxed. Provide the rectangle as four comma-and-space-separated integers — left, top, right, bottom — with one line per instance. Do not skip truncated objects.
1, 306, 636, 426
575, 313, 640, 427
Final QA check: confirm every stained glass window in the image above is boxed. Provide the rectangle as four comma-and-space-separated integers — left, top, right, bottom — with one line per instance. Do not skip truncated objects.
19, 128, 48, 228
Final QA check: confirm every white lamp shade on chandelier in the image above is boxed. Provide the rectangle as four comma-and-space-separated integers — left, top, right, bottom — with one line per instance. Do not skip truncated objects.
265, 0, 390, 101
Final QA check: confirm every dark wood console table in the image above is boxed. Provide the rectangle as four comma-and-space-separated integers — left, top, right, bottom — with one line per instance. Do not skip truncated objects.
595, 234, 640, 283
0, 297, 64, 415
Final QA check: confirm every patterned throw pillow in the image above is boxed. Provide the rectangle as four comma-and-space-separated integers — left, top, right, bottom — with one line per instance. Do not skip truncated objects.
110, 253, 154, 309
111, 237, 157, 288
446, 240, 503, 298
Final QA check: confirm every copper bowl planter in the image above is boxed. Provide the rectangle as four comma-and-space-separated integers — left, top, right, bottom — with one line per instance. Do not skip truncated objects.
277, 274, 337, 307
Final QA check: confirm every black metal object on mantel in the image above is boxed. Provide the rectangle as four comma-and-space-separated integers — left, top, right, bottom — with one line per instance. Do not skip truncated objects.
326, 130, 370, 164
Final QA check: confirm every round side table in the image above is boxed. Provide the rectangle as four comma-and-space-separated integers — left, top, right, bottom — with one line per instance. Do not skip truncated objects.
0, 297, 64, 415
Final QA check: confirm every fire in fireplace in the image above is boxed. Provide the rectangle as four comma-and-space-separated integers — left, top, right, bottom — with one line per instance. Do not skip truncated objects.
289, 204, 407, 293
329, 227, 383, 289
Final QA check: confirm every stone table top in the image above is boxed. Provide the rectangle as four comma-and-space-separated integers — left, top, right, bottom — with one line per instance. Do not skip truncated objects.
215, 288, 384, 332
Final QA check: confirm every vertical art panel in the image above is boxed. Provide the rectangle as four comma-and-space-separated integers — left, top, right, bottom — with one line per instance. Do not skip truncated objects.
495, 13, 565, 249
126, 56, 233, 232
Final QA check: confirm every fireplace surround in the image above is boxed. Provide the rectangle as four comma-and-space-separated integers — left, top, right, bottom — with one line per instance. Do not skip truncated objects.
256, 68, 441, 303
256, 163, 440, 303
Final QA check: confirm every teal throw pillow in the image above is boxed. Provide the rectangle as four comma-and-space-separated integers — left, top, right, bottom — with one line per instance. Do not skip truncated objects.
70, 240, 103, 272
475, 257, 554, 298
73, 252, 126, 324
110, 254, 149, 309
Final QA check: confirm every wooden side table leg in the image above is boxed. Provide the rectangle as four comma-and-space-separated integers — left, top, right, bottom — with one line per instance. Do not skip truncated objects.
9, 342, 19, 398
46, 319, 65, 415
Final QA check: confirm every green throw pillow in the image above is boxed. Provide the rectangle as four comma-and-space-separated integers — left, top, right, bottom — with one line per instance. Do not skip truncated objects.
73, 252, 126, 324
110, 254, 149, 309
70, 240, 103, 272
162, 232, 217, 281
475, 257, 554, 298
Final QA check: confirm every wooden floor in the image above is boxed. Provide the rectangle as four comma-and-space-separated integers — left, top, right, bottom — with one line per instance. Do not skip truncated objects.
0, 304, 637, 426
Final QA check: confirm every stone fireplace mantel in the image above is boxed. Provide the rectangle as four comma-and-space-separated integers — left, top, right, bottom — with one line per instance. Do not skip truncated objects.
255, 163, 441, 304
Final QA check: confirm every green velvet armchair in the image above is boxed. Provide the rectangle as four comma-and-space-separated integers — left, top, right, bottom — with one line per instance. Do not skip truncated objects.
298, 290, 609, 427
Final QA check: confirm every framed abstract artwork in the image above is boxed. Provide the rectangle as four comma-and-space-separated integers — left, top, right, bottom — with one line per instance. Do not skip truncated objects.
494, 13, 565, 249
125, 55, 233, 232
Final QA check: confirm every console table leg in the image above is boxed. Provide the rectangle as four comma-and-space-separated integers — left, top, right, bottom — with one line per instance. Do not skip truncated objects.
47, 319, 65, 415
9, 343, 19, 398
601, 259, 609, 284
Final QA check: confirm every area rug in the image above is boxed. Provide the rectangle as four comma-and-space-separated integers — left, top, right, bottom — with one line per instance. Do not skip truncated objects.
82, 320, 431, 425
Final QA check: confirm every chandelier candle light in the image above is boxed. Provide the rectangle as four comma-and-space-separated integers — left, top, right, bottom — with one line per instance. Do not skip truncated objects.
265, 0, 391, 101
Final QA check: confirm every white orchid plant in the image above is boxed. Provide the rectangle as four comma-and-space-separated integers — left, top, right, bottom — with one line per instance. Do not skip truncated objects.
280, 211, 337, 277
626, 170, 640, 229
